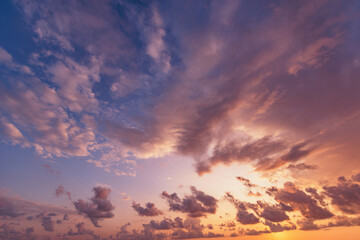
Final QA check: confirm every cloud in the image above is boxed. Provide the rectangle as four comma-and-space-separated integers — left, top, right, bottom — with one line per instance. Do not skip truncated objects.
145, 6, 171, 73
255, 141, 316, 171
55, 185, 72, 200
323, 176, 360, 214
0, 47, 12, 63
40, 215, 54, 232
68, 222, 99, 239
297, 219, 320, 231
244, 228, 270, 236
73, 187, 115, 227
236, 210, 260, 225
351, 172, 360, 182
0, 118, 24, 144
171, 218, 224, 239
132, 201, 163, 216
263, 221, 296, 233
236, 176, 257, 188
275, 182, 333, 220
0, 196, 23, 217
225, 193, 259, 225
63, 214, 69, 221
161, 186, 218, 218
196, 136, 286, 175
42, 164, 60, 176
0, 223, 36, 240
144, 217, 185, 230
288, 36, 341, 75
115, 219, 223, 240
4, 0, 358, 182
287, 163, 318, 171
258, 204, 290, 223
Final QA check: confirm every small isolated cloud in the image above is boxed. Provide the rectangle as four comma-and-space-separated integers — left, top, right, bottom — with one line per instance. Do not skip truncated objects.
236, 176, 257, 188
73, 187, 115, 227
55, 185, 72, 200
132, 201, 163, 216
42, 164, 61, 177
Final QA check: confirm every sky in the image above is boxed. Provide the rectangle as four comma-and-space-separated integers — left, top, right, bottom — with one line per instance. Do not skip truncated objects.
1, 0, 360, 239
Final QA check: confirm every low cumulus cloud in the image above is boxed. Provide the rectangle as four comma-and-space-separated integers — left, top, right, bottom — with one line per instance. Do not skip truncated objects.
225, 193, 259, 225
323, 175, 360, 214
0, 224, 36, 240
132, 201, 163, 216
68, 222, 100, 239
37, 213, 54, 232
73, 187, 115, 227
263, 221, 296, 233
274, 182, 333, 220
161, 186, 218, 218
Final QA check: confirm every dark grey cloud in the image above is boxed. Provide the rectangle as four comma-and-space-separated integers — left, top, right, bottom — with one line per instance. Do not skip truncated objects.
297, 219, 320, 231
275, 182, 333, 220
325, 216, 360, 228
225, 193, 259, 225
132, 201, 163, 216
323, 176, 360, 214
73, 187, 115, 227
287, 163, 318, 171
255, 141, 316, 171
196, 136, 286, 175
161, 186, 218, 218
144, 217, 185, 230
280, 141, 314, 162
259, 204, 289, 222
236, 210, 260, 225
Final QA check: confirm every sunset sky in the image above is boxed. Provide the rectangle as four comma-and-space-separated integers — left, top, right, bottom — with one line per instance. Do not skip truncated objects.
1, 0, 360, 239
